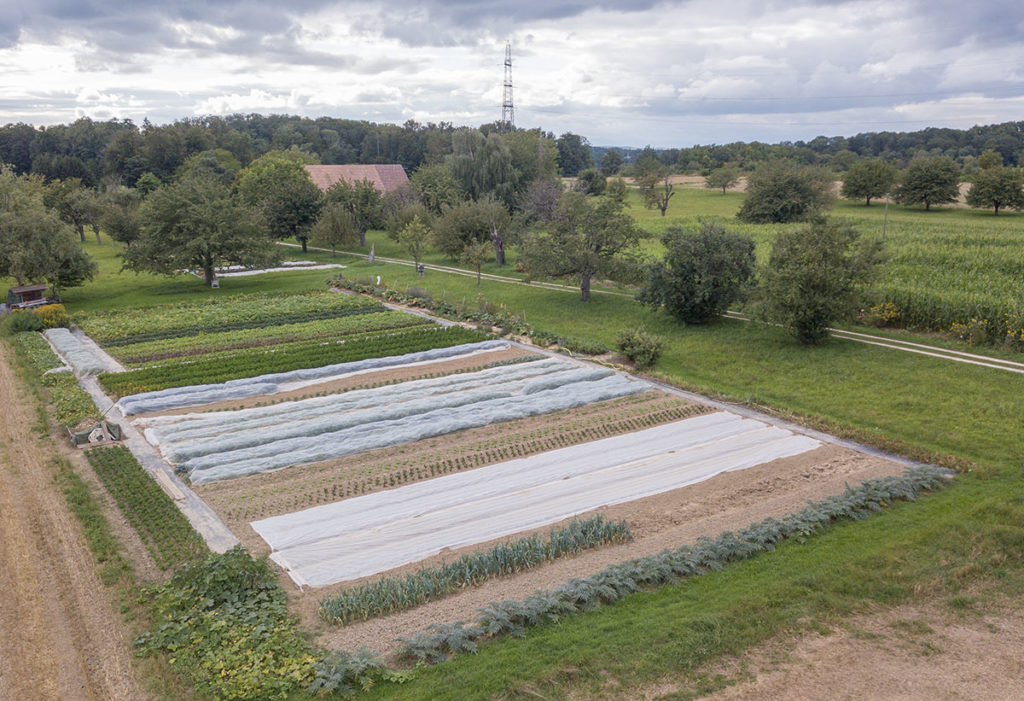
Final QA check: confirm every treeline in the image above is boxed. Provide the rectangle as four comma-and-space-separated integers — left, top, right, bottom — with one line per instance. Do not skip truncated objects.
608, 121, 1024, 173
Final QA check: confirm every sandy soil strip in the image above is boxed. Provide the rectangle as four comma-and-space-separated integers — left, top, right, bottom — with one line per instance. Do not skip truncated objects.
306, 444, 907, 654
0, 344, 143, 700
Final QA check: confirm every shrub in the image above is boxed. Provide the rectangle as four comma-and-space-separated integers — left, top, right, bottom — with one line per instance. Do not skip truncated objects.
637, 222, 756, 324
1, 310, 45, 335
35, 303, 72, 329
616, 328, 664, 369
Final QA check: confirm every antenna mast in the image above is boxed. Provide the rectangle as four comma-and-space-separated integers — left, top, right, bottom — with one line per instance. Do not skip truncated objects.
501, 41, 515, 133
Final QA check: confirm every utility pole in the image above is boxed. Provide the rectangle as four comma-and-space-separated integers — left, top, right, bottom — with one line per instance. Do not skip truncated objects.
501, 41, 515, 133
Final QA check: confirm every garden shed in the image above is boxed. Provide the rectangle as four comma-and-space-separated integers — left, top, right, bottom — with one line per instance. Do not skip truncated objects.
6, 284, 58, 309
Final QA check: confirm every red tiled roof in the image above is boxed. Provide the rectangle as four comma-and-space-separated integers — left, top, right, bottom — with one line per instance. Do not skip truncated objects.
304, 165, 409, 193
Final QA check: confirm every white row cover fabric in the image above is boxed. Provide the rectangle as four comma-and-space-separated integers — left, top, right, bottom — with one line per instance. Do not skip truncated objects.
251, 412, 821, 587
142, 358, 601, 463
43, 328, 109, 376
180, 372, 645, 483
116, 339, 511, 415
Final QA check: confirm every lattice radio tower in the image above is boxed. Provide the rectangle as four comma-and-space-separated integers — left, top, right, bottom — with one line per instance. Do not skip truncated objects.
501, 41, 515, 133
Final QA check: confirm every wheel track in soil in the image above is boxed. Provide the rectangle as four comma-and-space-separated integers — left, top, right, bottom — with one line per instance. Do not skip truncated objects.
0, 342, 143, 701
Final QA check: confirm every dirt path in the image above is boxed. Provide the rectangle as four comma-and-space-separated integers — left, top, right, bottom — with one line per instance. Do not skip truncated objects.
0, 344, 144, 700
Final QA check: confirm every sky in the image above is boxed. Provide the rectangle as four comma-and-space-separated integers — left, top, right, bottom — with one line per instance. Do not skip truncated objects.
1, 0, 1022, 148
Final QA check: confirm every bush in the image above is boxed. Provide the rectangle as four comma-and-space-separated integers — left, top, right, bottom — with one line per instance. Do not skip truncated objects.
35, 303, 72, 329
1, 310, 45, 335
758, 217, 883, 345
616, 328, 665, 369
637, 222, 755, 324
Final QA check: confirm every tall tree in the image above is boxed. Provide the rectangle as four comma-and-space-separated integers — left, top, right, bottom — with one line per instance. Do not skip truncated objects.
125, 174, 276, 286
409, 162, 463, 214
965, 167, 1024, 215
433, 196, 513, 265
99, 185, 142, 247
599, 149, 624, 176
555, 132, 594, 177
43, 178, 99, 243
840, 159, 898, 206
448, 129, 517, 206
894, 156, 961, 211
236, 152, 322, 251
0, 167, 97, 292
519, 191, 640, 301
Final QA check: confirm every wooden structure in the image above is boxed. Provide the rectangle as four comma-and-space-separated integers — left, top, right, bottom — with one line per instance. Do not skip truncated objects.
304, 164, 409, 194
6, 284, 59, 309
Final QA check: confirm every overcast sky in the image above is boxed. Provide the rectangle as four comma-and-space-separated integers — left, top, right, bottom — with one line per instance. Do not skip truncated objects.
2, 0, 1022, 147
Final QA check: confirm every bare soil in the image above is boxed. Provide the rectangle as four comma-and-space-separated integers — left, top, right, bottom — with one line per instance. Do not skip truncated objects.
0, 343, 144, 700
300, 443, 907, 656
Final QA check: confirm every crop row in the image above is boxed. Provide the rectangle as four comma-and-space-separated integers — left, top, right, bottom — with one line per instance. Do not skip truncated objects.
319, 515, 632, 625
76, 291, 381, 345
389, 466, 953, 666
85, 445, 208, 570
111, 311, 432, 366
8, 332, 100, 427
99, 326, 487, 397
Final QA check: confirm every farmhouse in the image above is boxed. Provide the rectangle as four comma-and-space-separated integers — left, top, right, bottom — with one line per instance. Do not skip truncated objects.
304, 164, 409, 193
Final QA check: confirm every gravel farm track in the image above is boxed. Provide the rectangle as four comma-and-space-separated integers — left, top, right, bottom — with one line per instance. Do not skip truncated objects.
0, 344, 142, 701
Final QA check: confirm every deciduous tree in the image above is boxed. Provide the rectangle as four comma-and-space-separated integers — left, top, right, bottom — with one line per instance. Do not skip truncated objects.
518, 191, 640, 301
840, 159, 897, 206
704, 165, 741, 194
894, 156, 960, 211
125, 174, 276, 286
236, 152, 322, 251
637, 222, 755, 324
737, 161, 834, 223
965, 166, 1024, 215
758, 217, 882, 345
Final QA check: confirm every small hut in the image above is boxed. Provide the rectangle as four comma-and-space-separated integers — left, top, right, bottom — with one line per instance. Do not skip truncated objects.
6, 284, 59, 309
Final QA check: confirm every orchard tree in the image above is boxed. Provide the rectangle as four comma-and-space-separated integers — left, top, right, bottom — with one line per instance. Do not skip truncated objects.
758, 217, 882, 345
519, 191, 640, 301
398, 215, 431, 266
459, 240, 492, 285
409, 162, 463, 214
840, 159, 897, 206
324, 178, 383, 246
638, 171, 675, 216
236, 151, 322, 251
433, 196, 513, 264
44, 178, 100, 243
894, 156, 960, 211
965, 167, 1024, 215
704, 165, 741, 194
637, 222, 756, 324
310, 202, 359, 255
574, 168, 606, 196
737, 161, 834, 223
125, 174, 277, 286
